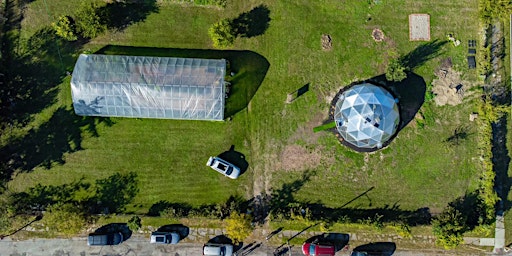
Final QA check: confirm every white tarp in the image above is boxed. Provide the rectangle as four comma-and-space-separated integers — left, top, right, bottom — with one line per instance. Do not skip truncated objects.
70, 54, 226, 121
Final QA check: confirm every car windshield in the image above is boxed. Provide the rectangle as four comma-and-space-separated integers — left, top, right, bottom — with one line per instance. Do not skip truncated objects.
309, 244, 316, 256
217, 162, 227, 171
156, 236, 164, 242
225, 166, 233, 175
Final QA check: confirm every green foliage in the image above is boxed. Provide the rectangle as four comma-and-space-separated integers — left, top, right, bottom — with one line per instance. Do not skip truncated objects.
208, 19, 236, 49
391, 222, 412, 238
52, 15, 77, 41
477, 45, 492, 76
432, 206, 466, 249
479, 0, 512, 22
385, 58, 407, 82
224, 211, 253, 243
75, 2, 106, 38
42, 203, 87, 237
194, 0, 227, 7
127, 215, 142, 231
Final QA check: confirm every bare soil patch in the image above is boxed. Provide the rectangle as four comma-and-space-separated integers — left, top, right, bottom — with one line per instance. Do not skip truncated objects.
432, 67, 474, 106
372, 28, 384, 42
321, 34, 332, 50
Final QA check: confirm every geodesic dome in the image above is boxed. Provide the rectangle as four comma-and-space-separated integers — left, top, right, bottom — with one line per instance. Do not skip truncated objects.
334, 83, 400, 149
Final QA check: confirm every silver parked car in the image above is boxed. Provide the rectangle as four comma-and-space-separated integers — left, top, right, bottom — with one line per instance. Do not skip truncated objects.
206, 156, 240, 179
203, 243, 234, 256
150, 231, 180, 244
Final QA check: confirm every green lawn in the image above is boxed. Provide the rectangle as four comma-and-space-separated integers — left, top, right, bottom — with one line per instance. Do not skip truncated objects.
4, 0, 484, 222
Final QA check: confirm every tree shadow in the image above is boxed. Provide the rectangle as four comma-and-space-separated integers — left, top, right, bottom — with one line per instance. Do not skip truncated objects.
217, 145, 249, 175
399, 39, 448, 70
7, 172, 139, 215
0, 108, 114, 185
156, 224, 190, 240
93, 172, 139, 214
305, 233, 350, 252
97, 0, 159, 31
95, 223, 132, 241
95, 45, 270, 118
352, 242, 396, 256
493, 116, 511, 213
268, 170, 315, 222
232, 5, 271, 38
444, 125, 473, 146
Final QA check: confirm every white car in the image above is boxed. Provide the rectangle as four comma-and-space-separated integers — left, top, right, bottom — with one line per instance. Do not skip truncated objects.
206, 156, 241, 179
203, 243, 234, 256
150, 232, 180, 244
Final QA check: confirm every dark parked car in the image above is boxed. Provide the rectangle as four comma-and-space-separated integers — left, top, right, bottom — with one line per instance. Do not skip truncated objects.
87, 232, 123, 246
302, 242, 335, 256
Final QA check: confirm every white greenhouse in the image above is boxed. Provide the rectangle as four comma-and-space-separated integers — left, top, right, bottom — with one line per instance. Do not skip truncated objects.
334, 83, 400, 149
70, 54, 226, 121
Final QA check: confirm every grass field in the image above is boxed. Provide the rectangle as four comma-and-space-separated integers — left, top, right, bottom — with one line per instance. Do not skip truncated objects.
2, 0, 484, 222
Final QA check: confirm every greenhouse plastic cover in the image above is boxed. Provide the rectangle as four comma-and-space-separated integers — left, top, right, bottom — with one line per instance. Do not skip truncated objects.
70, 54, 226, 120
334, 83, 400, 149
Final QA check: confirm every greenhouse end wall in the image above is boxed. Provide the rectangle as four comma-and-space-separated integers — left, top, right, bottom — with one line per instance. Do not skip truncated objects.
70, 54, 226, 121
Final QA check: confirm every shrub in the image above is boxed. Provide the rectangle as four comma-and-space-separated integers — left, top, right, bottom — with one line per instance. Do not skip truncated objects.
52, 16, 78, 41
208, 19, 236, 49
432, 206, 466, 249
42, 203, 87, 237
385, 58, 407, 82
224, 211, 253, 243
75, 2, 106, 38
127, 216, 142, 231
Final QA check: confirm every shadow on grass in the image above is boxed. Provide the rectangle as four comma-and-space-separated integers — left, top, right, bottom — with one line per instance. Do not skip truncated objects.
493, 116, 511, 213
218, 145, 249, 175
232, 5, 271, 38
95, 223, 132, 241
98, 0, 159, 31
95, 45, 270, 118
352, 242, 396, 256
400, 39, 448, 70
0, 108, 114, 182
368, 72, 426, 130
268, 172, 431, 226
8, 172, 139, 215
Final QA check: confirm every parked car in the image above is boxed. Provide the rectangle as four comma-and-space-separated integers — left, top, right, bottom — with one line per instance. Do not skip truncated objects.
150, 231, 180, 244
87, 232, 123, 246
202, 243, 234, 256
206, 156, 240, 179
302, 242, 335, 256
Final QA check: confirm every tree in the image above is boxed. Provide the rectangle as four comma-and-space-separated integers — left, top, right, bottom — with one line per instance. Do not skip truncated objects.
208, 19, 236, 49
52, 15, 78, 41
385, 58, 407, 82
42, 203, 87, 237
224, 211, 252, 243
127, 215, 142, 231
75, 2, 106, 38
